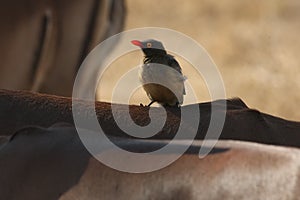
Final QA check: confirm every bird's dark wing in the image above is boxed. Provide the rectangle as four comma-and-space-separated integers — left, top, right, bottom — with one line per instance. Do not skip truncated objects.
167, 54, 183, 74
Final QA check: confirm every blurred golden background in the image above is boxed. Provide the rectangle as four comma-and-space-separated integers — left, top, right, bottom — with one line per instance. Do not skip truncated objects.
98, 0, 300, 121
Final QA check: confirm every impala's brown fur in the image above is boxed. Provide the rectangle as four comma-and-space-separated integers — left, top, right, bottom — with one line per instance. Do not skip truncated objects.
1, 124, 300, 200
1, 90, 300, 199
0, 0, 125, 95
1, 89, 300, 147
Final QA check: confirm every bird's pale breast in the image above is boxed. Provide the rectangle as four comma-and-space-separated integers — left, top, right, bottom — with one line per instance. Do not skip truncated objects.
139, 63, 185, 105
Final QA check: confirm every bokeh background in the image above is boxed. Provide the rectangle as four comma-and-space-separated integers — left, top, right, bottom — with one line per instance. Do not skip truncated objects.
98, 0, 300, 121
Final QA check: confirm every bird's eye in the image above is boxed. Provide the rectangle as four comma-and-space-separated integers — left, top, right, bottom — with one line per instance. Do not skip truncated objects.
146, 43, 152, 48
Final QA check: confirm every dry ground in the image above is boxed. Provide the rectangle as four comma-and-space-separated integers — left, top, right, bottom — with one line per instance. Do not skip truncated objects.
97, 0, 300, 121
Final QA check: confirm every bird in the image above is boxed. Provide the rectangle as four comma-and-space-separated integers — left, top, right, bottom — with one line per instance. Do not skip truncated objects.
131, 39, 186, 107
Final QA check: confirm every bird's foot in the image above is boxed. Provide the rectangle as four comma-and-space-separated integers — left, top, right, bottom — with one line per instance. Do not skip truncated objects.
140, 101, 156, 107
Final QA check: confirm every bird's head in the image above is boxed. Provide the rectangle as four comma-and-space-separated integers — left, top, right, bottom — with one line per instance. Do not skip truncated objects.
131, 39, 167, 56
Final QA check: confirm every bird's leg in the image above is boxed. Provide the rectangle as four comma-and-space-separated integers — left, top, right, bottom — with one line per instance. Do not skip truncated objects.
163, 102, 180, 108
175, 102, 181, 108
147, 100, 156, 107
139, 101, 155, 107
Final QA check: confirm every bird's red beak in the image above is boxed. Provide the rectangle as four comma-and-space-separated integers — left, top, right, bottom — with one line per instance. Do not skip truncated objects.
131, 40, 143, 47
